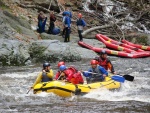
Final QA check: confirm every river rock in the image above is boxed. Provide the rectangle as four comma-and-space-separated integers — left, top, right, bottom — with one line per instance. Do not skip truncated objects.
0, 39, 30, 66
29, 39, 99, 63
2, 11, 38, 40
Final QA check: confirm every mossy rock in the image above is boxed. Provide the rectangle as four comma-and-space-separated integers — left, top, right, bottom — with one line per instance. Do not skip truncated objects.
0, 55, 26, 66
0, 0, 10, 11
3, 11, 31, 30
125, 34, 149, 45
135, 35, 149, 45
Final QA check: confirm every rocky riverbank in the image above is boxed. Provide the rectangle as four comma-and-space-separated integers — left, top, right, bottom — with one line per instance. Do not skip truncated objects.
0, 0, 150, 66
0, 8, 105, 66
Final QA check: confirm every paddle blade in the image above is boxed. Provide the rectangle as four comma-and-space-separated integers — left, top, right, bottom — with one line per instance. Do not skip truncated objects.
111, 75, 125, 83
123, 75, 134, 81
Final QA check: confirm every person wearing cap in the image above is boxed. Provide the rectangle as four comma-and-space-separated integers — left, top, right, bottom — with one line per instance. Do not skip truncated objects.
55, 65, 83, 84
76, 13, 86, 41
31, 62, 54, 88
95, 50, 115, 74
83, 60, 108, 83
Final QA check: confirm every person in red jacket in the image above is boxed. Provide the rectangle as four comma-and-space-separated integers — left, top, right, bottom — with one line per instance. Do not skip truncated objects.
48, 10, 56, 34
55, 65, 83, 84
94, 50, 115, 74
55, 61, 65, 80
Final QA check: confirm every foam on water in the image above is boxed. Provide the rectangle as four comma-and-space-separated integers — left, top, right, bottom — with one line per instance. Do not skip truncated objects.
0, 70, 150, 104
1, 71, 39, 78
83, 80, 150, 103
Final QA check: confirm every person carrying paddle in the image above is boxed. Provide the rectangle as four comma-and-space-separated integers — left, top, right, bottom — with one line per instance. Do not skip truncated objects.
55, 65, 83, 84
31, 62, 54, 88
95, 50, 115, 74
82, 60, 108, 83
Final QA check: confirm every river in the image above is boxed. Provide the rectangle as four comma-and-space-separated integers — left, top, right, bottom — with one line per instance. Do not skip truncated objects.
0, 57, 150, 113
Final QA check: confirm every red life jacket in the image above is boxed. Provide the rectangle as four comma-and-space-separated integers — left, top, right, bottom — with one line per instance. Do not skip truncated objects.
98, 58, 108, 70
64, 66, 83, 84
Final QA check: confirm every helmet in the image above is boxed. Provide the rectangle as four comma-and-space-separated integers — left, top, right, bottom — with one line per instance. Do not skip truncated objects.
100, 50, 107, 55
59, 65, 67, 71
58, 61, 65, 67
43, 62, 51, 68
78, 13, 82, 18
90, 60, 98, 65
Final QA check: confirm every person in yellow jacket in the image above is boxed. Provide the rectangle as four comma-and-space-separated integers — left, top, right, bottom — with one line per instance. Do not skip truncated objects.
31, 62, 54, 88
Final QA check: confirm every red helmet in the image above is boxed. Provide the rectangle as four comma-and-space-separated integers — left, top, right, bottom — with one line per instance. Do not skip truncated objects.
90, 60, 98, 65
78, 13, 82, 18
58, 61, 65, 67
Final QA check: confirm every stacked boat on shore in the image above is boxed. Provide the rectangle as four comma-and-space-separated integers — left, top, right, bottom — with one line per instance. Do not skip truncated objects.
78, 34, 150, 58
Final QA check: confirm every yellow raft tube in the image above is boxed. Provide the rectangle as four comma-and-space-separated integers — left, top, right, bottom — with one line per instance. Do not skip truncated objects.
33, 76, 121, 97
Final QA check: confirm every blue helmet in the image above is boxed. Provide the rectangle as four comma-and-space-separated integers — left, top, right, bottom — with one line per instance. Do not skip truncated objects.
43, 62, 51, 68
59, 65, 66, 71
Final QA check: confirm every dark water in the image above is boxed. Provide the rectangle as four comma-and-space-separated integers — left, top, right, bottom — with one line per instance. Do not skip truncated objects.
0, 57, 150, 113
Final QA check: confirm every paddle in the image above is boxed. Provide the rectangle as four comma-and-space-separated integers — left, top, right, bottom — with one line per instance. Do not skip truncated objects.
122, 74, 134, 81
83, 71, 134, 83
26, 88, 32, 94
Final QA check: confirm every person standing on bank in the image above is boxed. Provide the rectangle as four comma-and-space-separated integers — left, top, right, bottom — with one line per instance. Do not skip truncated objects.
48, 10, 56, 34
76, 13, 86, 41
37, 11, 47, 33
64, 12, 71, 42
62, 7, 72, 38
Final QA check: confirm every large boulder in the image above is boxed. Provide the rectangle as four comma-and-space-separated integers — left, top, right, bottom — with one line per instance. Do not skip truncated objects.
29, 39, 100, 63
2, 11, 38, 40
0, 39, 30, 66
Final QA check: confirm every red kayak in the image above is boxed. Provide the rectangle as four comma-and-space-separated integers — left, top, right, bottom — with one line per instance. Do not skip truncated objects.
78, 41, 150, 58
95, 34, 150, 57
96, 34, 145, 53
122, 39, 150, 51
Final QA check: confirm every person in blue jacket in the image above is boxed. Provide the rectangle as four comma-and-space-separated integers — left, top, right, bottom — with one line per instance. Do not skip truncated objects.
76, 13, 86, 41
64, 12, 71, 42
37, 11, 47, 33
62, 8, 72, 38
83, 60, 108, 83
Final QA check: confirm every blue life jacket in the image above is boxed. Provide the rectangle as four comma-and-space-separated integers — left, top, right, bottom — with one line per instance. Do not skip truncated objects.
64, 16, 71, 28
41, 72, 52, 82
76, 19, 86, 27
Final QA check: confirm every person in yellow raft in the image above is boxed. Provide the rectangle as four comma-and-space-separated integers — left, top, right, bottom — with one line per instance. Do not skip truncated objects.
31, 62, 54, 88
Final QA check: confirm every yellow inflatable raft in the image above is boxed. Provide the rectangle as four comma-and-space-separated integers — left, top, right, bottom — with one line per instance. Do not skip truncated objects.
33, 76, 121, 97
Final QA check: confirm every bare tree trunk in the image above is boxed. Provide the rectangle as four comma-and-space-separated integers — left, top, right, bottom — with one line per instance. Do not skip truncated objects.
82, 19, 124, 37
